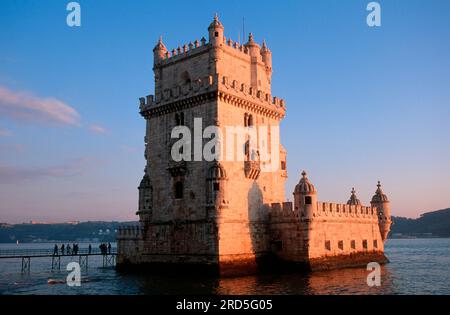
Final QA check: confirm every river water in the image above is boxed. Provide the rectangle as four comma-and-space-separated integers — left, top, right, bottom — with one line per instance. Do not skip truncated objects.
1, 239, 449, 295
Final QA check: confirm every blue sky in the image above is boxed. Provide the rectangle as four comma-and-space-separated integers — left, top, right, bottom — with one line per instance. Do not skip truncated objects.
0, 0, 449, 223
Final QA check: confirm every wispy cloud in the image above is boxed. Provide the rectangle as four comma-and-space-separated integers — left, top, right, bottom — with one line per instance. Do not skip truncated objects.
0, 157, 97, 184
0, 86, 80, 126
0, 126, 13, 137
0, 143, 25, 153
88, 124, 108, 134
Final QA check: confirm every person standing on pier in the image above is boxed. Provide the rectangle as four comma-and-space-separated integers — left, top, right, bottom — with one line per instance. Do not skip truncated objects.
61, 244, 65, 255
88, 244, 92, 254
53, 244, 58, 255
108, 242, 111, 254
67, 244, 71, 255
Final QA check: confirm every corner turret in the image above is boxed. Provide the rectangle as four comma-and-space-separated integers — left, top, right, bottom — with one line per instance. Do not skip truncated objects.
261, 39, 272, 79
208, 13, 224, 47
371, 181, 392, 241
137, 169, 153, 223
294, 171, 317, 219
245, 33, 261, 57
153, 36, 167, 65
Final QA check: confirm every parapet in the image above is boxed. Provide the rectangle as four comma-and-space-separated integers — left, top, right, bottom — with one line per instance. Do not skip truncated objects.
219, 75, 286, 117
155, 37, 209, 66
139, 74, 216, 112
269, 202, 300, 222
117, 225, 143, 240
155, 33, 271, 69
314, 202, 379, 221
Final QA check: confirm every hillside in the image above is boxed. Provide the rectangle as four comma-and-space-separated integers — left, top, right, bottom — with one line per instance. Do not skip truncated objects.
0, 221, 138, 243
391, 208, 450, 238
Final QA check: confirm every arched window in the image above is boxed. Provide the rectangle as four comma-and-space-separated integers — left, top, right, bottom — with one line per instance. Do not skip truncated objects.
174, 181, 183, 199
248, 114, 253, 127
175, 112, 184, 126
305, 196, 312, 205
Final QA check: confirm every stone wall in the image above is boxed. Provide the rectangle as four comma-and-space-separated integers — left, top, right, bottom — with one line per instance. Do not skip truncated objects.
269, 201, 386, 270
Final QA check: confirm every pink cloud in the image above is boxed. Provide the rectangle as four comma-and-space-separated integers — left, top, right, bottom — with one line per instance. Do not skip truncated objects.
0, 86, 80, 126
0, 157, 97, 184
88, 124, 108, 134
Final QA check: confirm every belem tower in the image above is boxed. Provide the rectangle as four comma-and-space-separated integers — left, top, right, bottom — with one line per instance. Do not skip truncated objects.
117, 16, 392, 275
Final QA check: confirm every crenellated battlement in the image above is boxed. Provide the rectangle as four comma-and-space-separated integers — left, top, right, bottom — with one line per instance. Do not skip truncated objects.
269, 202, 300, 222
139, 74, 216, 112
219, 75, 285, 110
157, 35, 268, 66
117, 225, 143, 240
315, 202, 379, 220
139, 73, 285, 119
269, 201, 380, 222
156, 37, 209, 66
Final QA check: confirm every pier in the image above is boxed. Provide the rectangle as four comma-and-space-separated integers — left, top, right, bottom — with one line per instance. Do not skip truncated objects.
0, 247, 117, 273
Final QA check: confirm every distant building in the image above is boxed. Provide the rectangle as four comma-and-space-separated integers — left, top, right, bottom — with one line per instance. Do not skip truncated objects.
117, 16, 392, 275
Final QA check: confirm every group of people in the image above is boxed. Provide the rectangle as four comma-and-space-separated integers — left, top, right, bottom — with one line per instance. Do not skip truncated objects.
53, 243, 85, 255
99, 243, 112, 255
52, 242, 112, 255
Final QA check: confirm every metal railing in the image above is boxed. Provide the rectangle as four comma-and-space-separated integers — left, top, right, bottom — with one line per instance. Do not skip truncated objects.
0, 247, 117, 258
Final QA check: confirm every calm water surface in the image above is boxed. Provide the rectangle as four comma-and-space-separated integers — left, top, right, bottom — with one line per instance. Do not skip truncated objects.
1, 239, 449, 295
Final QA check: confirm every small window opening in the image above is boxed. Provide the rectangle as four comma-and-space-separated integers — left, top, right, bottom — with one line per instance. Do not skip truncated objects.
362, 240, 368, 250
305, 196, 312, 205
174, 181, 183, 199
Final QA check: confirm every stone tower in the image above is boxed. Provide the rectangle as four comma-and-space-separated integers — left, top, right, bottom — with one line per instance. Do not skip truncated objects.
132, 15, 287, 274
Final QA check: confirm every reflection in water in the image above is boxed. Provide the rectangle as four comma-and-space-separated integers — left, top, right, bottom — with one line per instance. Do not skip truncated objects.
215, 266, 395, 295
305, 265, 395, 295
1, 239, 450, 295
127, 265, 395, 295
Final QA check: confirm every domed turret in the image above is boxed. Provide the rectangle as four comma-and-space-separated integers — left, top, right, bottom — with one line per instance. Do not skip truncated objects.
347, 188, 361, 205
371, 181, 392, 241
206, 163, 228, 209
207, 163, 227, 180
293, 171, 317, 219
371, 181, 389, 203
245, 33, 261, 57
153, 36, 167, 64
208, 13, 224, 47
295, 171, 316, 194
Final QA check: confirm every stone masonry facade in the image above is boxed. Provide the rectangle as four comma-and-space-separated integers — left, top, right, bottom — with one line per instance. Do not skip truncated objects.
117, 16, 392, 275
